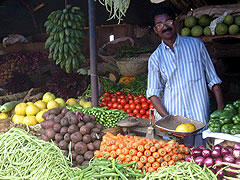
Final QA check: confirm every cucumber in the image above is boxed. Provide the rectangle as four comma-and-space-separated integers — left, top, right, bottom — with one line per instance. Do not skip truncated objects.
0, 101, 20, 113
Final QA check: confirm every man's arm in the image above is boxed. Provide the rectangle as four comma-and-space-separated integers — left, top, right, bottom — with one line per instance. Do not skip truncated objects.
150, 95, 168, 117
212, 84, 224, 110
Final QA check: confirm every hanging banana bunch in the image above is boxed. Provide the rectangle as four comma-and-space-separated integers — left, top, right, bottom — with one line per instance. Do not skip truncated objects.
44, 7, 86, 73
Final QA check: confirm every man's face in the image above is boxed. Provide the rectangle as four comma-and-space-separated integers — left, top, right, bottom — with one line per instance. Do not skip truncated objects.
153, 14, 176, 40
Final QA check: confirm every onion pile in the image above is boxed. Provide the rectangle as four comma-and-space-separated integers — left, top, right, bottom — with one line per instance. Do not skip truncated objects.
186, 143, 240, 179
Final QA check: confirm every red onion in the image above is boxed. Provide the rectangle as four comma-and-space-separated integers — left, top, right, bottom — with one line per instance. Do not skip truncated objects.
234, 143, 240, 150
199, 145, 206, 149
215, 167, 225, 177
194, 156, 205, 166
232, 149, 240, 159
212, 149, 221, 158
225, 166, 236, 177
223, 154, 235, 163
221, 147, 230, 156
214, 144, 222, 151
202, 149, 211, 158
225, 146, 234, 153
204, 157, 214, 167
191, 148, 203, 157
235, 158, 240, 165
214, 157, 223, 165
185, 155, 193, 162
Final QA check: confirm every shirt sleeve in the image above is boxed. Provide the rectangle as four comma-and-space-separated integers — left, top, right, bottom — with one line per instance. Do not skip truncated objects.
200, 41, 222, 90
146, 53, 164, 99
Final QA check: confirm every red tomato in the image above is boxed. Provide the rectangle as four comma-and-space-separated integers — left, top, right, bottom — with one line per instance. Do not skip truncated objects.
136, 114, 142, 118
146, 110, 150, 116
99, 103, 104, 107
140, 109, 146, 115
128, 95, 134, 100
140, 97, 147, 103
107, 102, 113, 109
105, 97, 111, 102
118, 95, 124, 99
141, 102, 149, 110
104, 92, 111, 97
117, 104, 123, 110
138, 94, 145, 98
120, 99, 127, 106
149, 104, 154, 109
142, 115, 147, 119
134, 98, 141, 105
129, 113, 135, 117
126, 109, 132, 114
135, 104, 142, 110
111, 97, 117, 103
117, 98, 122, 103
133, 109, 139, 115
124, 104, 130, 110
147, 99, 151, 104
129, 99, 134, 104
115, 91, 123, 96
129, 103, 136, 110
101, 97, 106, 102
112, 103, 118, 109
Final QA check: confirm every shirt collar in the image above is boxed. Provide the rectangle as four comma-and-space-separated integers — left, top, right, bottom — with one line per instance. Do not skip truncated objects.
161, 34, 181, 50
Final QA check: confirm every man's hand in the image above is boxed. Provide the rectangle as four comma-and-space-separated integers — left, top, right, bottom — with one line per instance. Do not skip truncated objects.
149, 95, 168, 117
212, 84, 224, 110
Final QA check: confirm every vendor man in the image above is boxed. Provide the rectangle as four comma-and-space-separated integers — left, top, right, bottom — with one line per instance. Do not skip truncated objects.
146, 7, 224, 147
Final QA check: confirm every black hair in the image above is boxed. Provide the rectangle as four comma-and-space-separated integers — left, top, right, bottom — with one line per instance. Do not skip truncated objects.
152, 7, 176, 26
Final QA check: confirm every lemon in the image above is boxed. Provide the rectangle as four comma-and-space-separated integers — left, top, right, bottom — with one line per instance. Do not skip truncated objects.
36, 109, 48, 123
79, 99, 87, 106
42, 92, 56, 103
26, 104, 40, 116
26, 102, 34, 106
83, 101, 92, 108
55, 98, 66, 109
22, 116, 38, 126
0, 112, 9, 119
176, 123, 196, 132
47, 100, 59, 109
66, 98, 79, 106
15, 103, 27, 116
34, 100, 47, 110
12, 114, 24, 124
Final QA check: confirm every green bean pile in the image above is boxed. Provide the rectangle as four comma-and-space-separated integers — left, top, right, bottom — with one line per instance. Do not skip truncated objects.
67, 106, 128, 129
72, 158, 144, 180
143, 161, 217, 180
0, 128, 81, 180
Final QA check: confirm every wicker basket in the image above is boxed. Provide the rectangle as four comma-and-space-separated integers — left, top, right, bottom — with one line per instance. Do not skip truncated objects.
102, 127, 123, 136
116, 57, 148, 76
0, 118, 10, 131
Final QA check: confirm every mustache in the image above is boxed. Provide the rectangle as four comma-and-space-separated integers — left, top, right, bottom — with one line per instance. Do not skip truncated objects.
162, 28, 172, 33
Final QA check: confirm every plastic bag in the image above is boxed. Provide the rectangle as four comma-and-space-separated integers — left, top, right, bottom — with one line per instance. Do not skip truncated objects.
209, 12, 229, 35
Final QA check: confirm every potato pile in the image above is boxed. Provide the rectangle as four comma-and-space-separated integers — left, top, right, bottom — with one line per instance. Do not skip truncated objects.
39, 108, 104, 166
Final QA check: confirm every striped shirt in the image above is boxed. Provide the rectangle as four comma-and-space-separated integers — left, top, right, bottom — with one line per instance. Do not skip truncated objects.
146, 34, 221, 125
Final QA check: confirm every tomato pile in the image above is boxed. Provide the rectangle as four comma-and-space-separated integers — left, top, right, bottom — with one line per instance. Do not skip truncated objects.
99, 91, 154, 118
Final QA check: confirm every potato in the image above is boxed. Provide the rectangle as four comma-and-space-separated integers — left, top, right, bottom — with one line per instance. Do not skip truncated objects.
95, 124, 104, 131
64, 133, 71, 142
42, 111, 50, 120
61, 108, 69, 116
89, 114, 96, 121
77, 121, 85, 128
87, 142, 95, 151
76, 155, 84, 165
54, 114, 63, 123
82, 134, 91, 144
40, 134, 49, 141
63, 150, 69, 157
45, 128, 55, 140
90, 132, 97, 141
58, 140, 68, 150
65, 111, 75, 119
91, 128, 101, 133
85, 122, 95, 130
71, 142, 75, 150
60, 127, 68, 135
81, 161, 89, 166
72, 151, 78, 160
60, 117, 69, 127
68, 124, 79, 134
48, 108, 61, 115
53, 123, 62, 133
84, 151, 94, 160
46, 114, 56, 121
93, 140, 101, 150
55, 133, 63, 142
40, 120, 55, 129
80, 126, 90, 135
70, 132, 82, 143
74, 142, 87, 155
98, 132, 105, 139
68, 115, 78, 125
83, 114, 91, 123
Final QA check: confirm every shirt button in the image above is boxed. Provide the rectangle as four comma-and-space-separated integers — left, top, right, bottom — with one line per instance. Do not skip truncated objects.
168, 87, 171, 90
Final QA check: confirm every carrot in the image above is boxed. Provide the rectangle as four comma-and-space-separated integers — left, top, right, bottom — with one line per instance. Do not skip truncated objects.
168, 160, 176, 166
106, 146, 112, 152
116, 149, 122, 156
152, 152, 160, 159
154, 143, 161, 149
126, 143, 133, 149
148, 156, 155, 164
145, 162, 152, 168
125, 154, 132, 162
94, 150, 102, 158
100, 145, 106, 151
168, 151, 175, 156
163, 146, 172, 153
119, 143, 125, 149
144, 150, 151, 157
132, 155, 139, 162
150, 146, 156, 153
110, 139, 116, 145
102, 152, 110, 158
140, 156, 147, 164
111, 145, 118, 151
158, 140, 165, 147
175, 142, 179, 148
177, 153, 183, 160
129, 149, 137, 156
167, 140, 176, 145
137, 161, 144, 169
118, 154, 125, 161
116, 157, 122, 164
122, 160, 129, 164
180, 159, 185, 163
144, 143, 151, 150
156, 157, 164, 163
152, 162, 160, 169
137, 145, 145, 152
184, 147, 190, 155
137, 151, 143, 157
171, 154, 179, 161
110, 151, 117, 158
179, 146, 185, 154
122, 147, 129, 155
167, 143, 176, 149
161, 161, 168, 167
147, 141, 154, 147
173, 148, 180, 154
106, 139, 111, 146
152, 139, 158, 144
163, 154, 171, 162
158, 148, 166, 157
148, 167, 155, 173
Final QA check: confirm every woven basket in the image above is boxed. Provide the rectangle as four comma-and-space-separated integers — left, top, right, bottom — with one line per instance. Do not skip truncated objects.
102, 127, 123, 136
116, 57, 148, 76
0, 118, 10, 131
